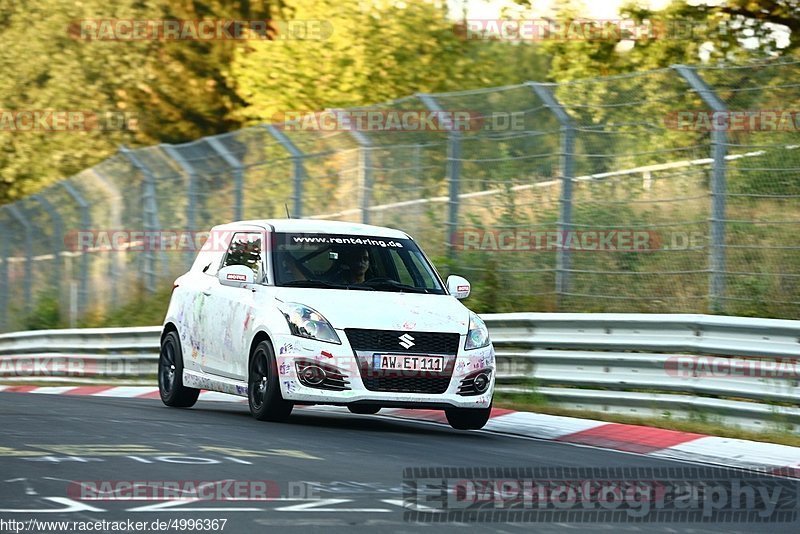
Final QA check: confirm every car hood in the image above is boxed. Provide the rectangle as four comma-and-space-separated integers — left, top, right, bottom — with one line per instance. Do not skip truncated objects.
273, 288, 470, 333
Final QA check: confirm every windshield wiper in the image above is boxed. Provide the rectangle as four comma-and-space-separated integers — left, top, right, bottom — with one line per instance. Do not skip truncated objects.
280, 280, 374, 290
356, 279, 430, 293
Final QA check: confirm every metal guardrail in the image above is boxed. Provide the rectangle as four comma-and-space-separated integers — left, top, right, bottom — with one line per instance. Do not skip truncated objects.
0, 315, 798, 431
0, 326, 160, 379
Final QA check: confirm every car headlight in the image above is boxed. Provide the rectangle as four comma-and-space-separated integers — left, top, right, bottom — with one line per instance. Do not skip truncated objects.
465, 312, 490, 350
279, 303, 341, 344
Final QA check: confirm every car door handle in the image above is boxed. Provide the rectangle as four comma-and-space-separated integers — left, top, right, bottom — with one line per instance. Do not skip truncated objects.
202, 288, 212, 296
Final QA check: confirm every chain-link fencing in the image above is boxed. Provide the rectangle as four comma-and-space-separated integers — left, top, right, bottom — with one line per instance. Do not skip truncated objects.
1, 60, 798, 330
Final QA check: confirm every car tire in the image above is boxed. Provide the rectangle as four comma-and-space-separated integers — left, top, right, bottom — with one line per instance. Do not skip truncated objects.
248, 340, 294, 422
159, 331, 200, 408
348, 404, 381, 415
445, 405, 492, 430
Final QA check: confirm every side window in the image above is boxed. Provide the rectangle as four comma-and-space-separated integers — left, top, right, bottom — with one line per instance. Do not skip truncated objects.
221, 232, 263, 278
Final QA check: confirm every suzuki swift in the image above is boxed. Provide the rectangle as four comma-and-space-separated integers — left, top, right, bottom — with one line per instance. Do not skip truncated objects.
159, 219, 495, 430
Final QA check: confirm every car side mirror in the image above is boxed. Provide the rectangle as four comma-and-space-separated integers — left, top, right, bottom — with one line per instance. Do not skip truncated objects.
218, 265, 255, 288
447, 275, 470, 300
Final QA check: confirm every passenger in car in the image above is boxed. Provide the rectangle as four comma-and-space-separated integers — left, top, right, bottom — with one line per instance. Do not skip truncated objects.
280, 252, 307, 282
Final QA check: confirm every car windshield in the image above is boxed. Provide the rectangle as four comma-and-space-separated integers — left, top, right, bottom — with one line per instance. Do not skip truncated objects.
271, 232, 446, 294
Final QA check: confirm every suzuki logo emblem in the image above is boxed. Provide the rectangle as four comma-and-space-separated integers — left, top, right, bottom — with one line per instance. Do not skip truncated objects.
398, 333, 415, 349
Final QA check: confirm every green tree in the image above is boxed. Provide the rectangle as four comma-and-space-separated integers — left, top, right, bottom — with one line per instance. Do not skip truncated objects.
0, 0, 275, 203
230, 0, 548, 122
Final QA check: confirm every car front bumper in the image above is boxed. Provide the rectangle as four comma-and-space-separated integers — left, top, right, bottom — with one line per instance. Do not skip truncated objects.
272, 333, 495, 409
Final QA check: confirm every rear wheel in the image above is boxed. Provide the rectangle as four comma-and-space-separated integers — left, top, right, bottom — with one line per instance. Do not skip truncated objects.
159, 331, 200, 408
348, 404, 381, 415
248, 340, 293, 422
445, 405, 491, 430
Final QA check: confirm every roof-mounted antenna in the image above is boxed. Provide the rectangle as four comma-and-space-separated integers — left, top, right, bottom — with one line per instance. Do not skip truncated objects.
285, 203, 292, 219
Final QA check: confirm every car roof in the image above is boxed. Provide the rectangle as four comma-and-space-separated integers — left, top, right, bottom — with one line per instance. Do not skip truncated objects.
211, 219, 411, 239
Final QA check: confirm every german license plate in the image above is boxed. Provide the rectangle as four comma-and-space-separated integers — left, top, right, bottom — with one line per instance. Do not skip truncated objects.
373, 354, 444, 372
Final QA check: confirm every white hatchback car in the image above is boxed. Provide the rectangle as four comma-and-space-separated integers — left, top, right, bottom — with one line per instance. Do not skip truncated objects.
159, 219, 495, 430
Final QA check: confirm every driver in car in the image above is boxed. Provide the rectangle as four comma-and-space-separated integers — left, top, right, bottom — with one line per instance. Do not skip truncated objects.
336, 246, 370, 284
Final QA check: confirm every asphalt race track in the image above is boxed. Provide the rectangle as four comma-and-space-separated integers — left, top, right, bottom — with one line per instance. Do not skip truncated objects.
1, 392, 797, 533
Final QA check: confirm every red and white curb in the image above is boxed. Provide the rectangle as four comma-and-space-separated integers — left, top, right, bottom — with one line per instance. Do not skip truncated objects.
2, 385, 797, 478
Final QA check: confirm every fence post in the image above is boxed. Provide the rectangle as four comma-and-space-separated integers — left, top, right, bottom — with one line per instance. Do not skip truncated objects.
4, 205, 32, 315
162, 144, 198, 266
120, 146, 161, 293
419, 94, 461, 258
61, 182, 91, 316
346, 125, 373, 224
0, 220, 8, 330
266, 125, 305, 218
528, 82, 575, 305
32, 194, 64, 307
206, 137, 244, 220
90, 168, 123, 310
673, 65, 727, 313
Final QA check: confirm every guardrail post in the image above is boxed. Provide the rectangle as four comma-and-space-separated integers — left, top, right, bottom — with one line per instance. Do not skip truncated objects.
4, 205, 32, 315
673, 65, 727, 313
205, 137, 244, 220
266, 125, 306, 218
419, 94, 461, 258
61, 182, 91, 316
162, 145, 198, 266
32, 195, 64, 306
120, 147, 161, 293
528, 83, 575, 304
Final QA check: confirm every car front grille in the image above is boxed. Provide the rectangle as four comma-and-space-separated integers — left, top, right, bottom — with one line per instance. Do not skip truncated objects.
345, 329, 460, 354
346, 329, 459, 394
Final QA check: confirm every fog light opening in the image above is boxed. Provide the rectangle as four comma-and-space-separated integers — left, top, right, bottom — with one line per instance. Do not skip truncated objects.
300, 365, 326, 386
473, 372, 490, 393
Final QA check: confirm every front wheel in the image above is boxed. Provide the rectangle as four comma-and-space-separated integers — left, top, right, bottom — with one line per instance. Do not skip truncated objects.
445, 405, 491, 430
159, 331, 200, 408
248, 341, 293, 422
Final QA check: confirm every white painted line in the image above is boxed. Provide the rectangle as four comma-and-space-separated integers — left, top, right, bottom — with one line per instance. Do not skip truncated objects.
650, 435, 800, 471
31, 387, 80, 395
92, 386, 158, 397
485, 411, 607, 440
